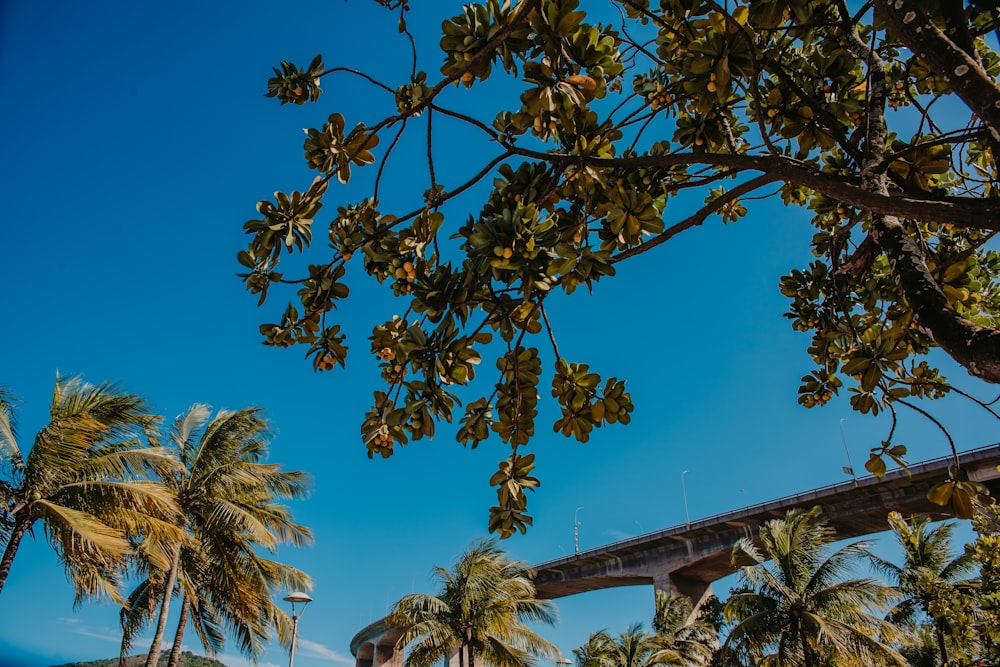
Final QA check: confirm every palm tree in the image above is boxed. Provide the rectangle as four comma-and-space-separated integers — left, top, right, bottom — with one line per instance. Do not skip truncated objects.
869, 512, 979, 665
120, 405, 313, 667
572, 592, 714, 667
389, 538, 558, 667
574, 623, 682, 667
897, 623, 942, 667
651, 591, 715, 667
722, 506, 907, 667
0, 377, 181, 602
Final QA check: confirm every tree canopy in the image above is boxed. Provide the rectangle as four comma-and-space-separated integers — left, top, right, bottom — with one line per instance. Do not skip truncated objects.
723, 506, 906, 666
240, 0, 1000, 536
0, 377, 181, 602
388, 537, 558, 667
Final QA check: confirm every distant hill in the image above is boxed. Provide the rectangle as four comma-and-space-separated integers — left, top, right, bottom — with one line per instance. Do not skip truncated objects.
52, 652, 229, 667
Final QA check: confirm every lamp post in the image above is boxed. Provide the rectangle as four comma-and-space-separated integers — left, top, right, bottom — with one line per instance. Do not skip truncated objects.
574, 507, 584, 555
284, 591, 313, 667
555, 658, 573, 667
839, 418, 857, 481
681, 470, 690, 530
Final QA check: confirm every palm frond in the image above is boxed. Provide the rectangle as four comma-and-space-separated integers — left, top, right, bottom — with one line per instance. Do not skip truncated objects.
121, 578, 156, 658
187, 592, 226, 656
171, 404, 211, 468
0, 388, 22, 473
34, 499, 131, 558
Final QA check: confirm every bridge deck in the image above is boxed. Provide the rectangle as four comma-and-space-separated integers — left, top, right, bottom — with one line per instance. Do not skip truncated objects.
532, 444, 1000, 598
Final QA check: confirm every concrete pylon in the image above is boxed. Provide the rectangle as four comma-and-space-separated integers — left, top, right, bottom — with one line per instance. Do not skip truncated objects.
375, 642, 400, 667
652, 572, 713, 623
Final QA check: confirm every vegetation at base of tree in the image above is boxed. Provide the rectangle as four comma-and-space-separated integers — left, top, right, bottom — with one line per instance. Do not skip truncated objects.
242, 0, 1000, 536
388, 537, 558, 667
53, 651, 229, 667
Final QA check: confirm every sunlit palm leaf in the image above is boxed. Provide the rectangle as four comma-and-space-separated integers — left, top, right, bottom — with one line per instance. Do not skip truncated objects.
0, 388, 22, 472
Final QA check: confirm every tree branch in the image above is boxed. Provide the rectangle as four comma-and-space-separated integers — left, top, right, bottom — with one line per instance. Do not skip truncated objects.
613, 173, 778, 263
877, 0, 1000, 142
501, 145, 1000, 230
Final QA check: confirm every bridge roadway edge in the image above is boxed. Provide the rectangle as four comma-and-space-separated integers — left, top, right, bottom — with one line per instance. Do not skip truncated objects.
350, 445, 1000, 666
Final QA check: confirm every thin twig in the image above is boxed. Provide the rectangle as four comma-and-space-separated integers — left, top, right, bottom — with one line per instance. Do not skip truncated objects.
612, 173, 779, 263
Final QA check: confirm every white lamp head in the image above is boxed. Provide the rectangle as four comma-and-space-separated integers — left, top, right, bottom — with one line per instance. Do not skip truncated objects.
284, 591, 313, 617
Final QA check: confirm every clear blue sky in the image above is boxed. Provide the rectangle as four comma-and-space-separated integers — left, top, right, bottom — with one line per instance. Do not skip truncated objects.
0, 2, 995, 667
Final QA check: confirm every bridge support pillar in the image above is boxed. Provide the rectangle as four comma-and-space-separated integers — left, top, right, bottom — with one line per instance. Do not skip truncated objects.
653, 572, 713, 622
376, 643, 398, 667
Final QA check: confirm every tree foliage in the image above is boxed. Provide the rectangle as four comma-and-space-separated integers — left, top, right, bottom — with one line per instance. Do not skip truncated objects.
0, 377, 181, 603
574, 590, 715, 667
722, 506, 906, 666
242, 0, 1000, 534
121, 406, 313, 667
388, 537, 558, 667
869, 512, 980, 664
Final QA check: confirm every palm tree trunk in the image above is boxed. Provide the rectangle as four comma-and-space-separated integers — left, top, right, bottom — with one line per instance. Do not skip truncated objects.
0, 513, 31, 596
166, 594, 191, 667
145, 547, 181, 667
801, 633, 814, 667
935, 625, 948, 667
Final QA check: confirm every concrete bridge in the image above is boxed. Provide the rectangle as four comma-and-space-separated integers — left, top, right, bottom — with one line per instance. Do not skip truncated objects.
350, 444, 1000, 667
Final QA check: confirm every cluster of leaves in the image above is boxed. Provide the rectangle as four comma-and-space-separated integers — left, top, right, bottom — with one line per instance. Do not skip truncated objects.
966, 501, 1000, 661
265, 54, 324, 105
243, 0, 1000, 533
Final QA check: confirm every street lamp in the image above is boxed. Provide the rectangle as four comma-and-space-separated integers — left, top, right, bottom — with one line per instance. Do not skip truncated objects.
574, 507, 584, 555
839, 418, 857, 481
555, 658, 573, 667
284, 591, 313, 667
681, 470, 690, 530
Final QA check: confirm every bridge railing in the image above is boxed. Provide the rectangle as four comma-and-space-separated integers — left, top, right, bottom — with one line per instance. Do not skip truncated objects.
533, 443, 999, 570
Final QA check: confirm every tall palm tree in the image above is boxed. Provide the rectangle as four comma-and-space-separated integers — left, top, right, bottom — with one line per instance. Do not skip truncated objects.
722, 506, 907, 667
0, 377, 181, 602
120, 405, 313, 667
869, 512, 979, 666
389, 538, 558, 667
651, 591, 715, 667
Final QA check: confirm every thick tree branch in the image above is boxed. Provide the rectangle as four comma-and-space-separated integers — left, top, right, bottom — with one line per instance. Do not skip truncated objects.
878, 219, 1000, 382
502, 145, 1000, 230
877, 0, 1000, 142
849, 1, 1000, 384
